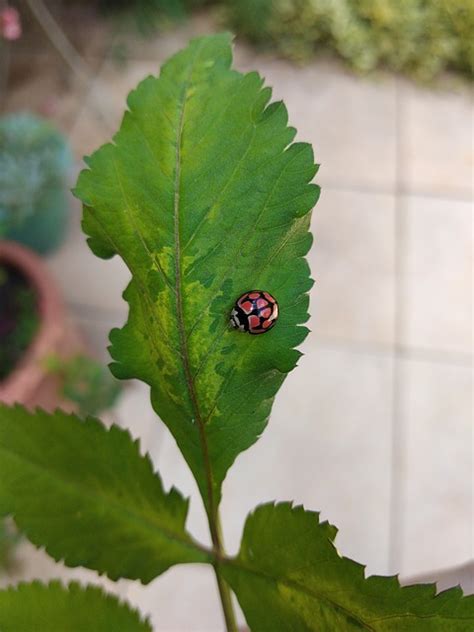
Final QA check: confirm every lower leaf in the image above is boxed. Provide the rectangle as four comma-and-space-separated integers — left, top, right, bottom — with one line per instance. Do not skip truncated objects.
0, 404, 209, 583
0, 581, 151, 632
222, 502, 474, 631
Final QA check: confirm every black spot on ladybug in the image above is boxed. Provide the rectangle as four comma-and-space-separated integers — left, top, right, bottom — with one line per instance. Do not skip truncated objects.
230, 290, 279, 335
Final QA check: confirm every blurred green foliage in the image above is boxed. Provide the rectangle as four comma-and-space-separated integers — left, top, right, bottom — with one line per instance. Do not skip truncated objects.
44, 354, 122, 417
66, 0, 472, 79
226, 0, 474, 79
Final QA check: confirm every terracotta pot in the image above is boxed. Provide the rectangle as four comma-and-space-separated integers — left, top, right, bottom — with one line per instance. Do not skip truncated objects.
0, 241, 83, 411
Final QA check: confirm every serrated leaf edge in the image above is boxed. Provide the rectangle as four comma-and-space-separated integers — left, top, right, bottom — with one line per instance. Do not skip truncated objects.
0, 580, 152, 630
224, 501, 474, 629
0, 404, 210, 582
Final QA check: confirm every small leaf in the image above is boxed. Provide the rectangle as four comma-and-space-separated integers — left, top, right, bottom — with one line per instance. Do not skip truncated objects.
0, 581, 151, 632
222, 502, 474, 631
73, 33, 318, 518
0, 404, 209, 583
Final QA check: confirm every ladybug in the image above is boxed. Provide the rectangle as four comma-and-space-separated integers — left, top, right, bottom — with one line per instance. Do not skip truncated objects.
230, 290, 279, 335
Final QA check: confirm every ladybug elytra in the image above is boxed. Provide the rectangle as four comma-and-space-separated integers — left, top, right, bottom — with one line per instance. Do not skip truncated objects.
230, 290, 279, 335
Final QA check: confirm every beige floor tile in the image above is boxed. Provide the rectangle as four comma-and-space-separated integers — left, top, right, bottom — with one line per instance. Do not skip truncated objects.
68, 60, 158, 160
46, 198, 131, 312
131, 344, 393, 626
309, 189, 395, 346
125, 565, 237, 631
82, 14, 397, 192
400, 195, 472, 355
219, 344, 393, 576
397, 359, 472, 576
234, 54, 397, 192
400, 82, 473, 198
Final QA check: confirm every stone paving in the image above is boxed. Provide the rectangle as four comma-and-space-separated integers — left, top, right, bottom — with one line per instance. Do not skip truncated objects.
1, 9, 473, 631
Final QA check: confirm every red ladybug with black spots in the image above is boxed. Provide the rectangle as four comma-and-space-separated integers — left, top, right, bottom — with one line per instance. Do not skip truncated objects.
230, 290, 279, 335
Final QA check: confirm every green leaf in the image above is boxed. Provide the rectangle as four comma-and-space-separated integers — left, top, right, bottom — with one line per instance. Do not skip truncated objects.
0, 404, 209, 583
73, 33, 318, 518
222, 502, 474, 631
0, 581, 151, 632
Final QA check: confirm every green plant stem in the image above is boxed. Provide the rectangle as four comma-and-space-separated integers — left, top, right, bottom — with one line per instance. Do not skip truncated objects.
214, 563, 238, 632
171, 57, 238, 631
211, 512, 238, 632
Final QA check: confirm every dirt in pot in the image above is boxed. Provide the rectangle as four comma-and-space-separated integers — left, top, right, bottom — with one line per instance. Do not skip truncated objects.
0, 263, 40, 381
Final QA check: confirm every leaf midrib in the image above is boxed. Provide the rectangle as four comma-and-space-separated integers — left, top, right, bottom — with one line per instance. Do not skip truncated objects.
224, 557, 377, 631
224, 557, 472, 630
171, 41, 217, 521
0, 442, 208, 564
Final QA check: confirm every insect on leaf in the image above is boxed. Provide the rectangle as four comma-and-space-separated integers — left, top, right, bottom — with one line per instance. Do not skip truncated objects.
0, 581, 151, 632
0, 404, 208, 583
74, 33, 319, 519
222, 502, 474, 631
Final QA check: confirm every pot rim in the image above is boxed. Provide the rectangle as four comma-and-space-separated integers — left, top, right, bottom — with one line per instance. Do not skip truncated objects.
0, 240, 65, 402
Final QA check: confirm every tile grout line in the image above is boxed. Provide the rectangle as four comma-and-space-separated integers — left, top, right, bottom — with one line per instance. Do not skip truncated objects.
388, 77, 406, 574
309, 335, 473, 367
321, 182, 473, 203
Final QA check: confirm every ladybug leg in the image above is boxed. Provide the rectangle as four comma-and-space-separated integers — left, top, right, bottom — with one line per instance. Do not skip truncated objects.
230, 308, 239, 329
230, 308, 246, 331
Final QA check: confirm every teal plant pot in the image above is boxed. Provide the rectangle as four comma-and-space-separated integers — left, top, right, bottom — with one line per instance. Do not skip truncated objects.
5, 187, 71, 255
0, 113, 73, 256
